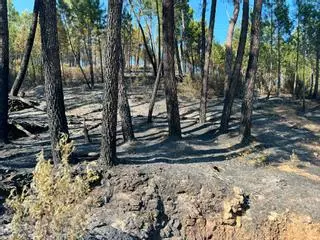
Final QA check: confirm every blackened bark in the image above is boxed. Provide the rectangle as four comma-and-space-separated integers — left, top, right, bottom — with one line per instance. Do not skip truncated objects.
156, 0, 161, 66
199, 0, 217, 123
239, 0, 263, 144
39, 0, 69, 164
200, 0, 207, 77
276, 28, 281, 96
220, 0, 249, 133
0, 0, 9, 144
10, 0, 39, 96
88, 28, 94, 88
98, 36, 104, 83
119, 48, 135, 142
147, 61, 162, 123
163, 0, 181, 138
224, 0, 240, 97
313, 50, 319, 99
100, 0, 123, 167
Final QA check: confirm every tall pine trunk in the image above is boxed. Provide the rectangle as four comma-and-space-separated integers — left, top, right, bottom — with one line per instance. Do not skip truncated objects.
0, 0, 9, 144
100, 0, 123, 167
293, 2, 300, 99
239, 0, 263, 144
220, 0, 249, 133
224, 0, 240, 98
98, 36, 104, 83
162, 0, 181, 138
276, 28, 281, 96
313, 50, 319, 99
200, 0, 207, 77
10, 0, 39, 96
88, 28, 94, 88
119, 48, 135, 142
199, 0, 217, 123
39, 0, 69, 164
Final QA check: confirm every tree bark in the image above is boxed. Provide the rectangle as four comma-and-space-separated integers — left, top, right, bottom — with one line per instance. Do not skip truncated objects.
293, 3, 300, 98
39, 0, 69, 164
147, 61, 162, 123
162, 0, 181, 138
10, 0, 39, 96
119, 48, 135, 142
98, 36, 104, 83
100, 0, 123, 167
220, 0, 249, 133
199, 0, 217, 123
276, 28, 281, 96
200, 0, 207, 77
224, 0, 240, 98
239, 0, 263, 144
87, 28, 94, 88
156, 0, 161, 66
0, 0, 9, 144
313, 50, 319, 99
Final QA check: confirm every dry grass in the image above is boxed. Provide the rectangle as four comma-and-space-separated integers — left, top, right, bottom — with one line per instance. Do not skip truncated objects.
7, 134, 99, 240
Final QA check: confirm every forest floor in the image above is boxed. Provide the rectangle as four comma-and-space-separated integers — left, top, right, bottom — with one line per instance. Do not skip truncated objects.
1, 82, 320, 239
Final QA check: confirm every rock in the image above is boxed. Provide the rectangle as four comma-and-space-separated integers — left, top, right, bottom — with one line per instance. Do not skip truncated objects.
84, 225, 138, 240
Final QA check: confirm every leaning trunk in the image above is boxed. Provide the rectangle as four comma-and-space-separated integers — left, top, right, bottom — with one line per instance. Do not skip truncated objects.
220, 0, 249, 133
0, 0, 9, 144
199, 0, 217, 123
10, 0, 39, 96
162, 0, 181, 138
100, 0, 123, 167
224, 0, 240, 97
239, 0, 263, 144
39, 0, 69, 164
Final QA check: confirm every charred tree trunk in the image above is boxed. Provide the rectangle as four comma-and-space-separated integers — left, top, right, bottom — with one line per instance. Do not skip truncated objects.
88, 28, 94, 88
39, 0, 69, 164
10, 0, 39, 96
224, 0, 240, 98
199, 0, 217, 123
162, 0, 181, 138
276, 28, 281, 97
313, 50, 319, 99
239, 0, 263, 144
100, 0, 123, 167
293, 5, 300, 99
156, 0, 161, 66
220, 0, 249, 133
0, 0, 9, 144
119, 48, 135, 142
147, 61, 162, 123
200, 0, 207, 77
98, 36, 104, 83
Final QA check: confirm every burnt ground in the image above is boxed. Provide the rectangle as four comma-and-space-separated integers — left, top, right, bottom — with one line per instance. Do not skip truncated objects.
0, 83, 320, 239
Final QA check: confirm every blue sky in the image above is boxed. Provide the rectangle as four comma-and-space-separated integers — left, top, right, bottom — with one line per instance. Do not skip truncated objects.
13, 0, 295, 44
